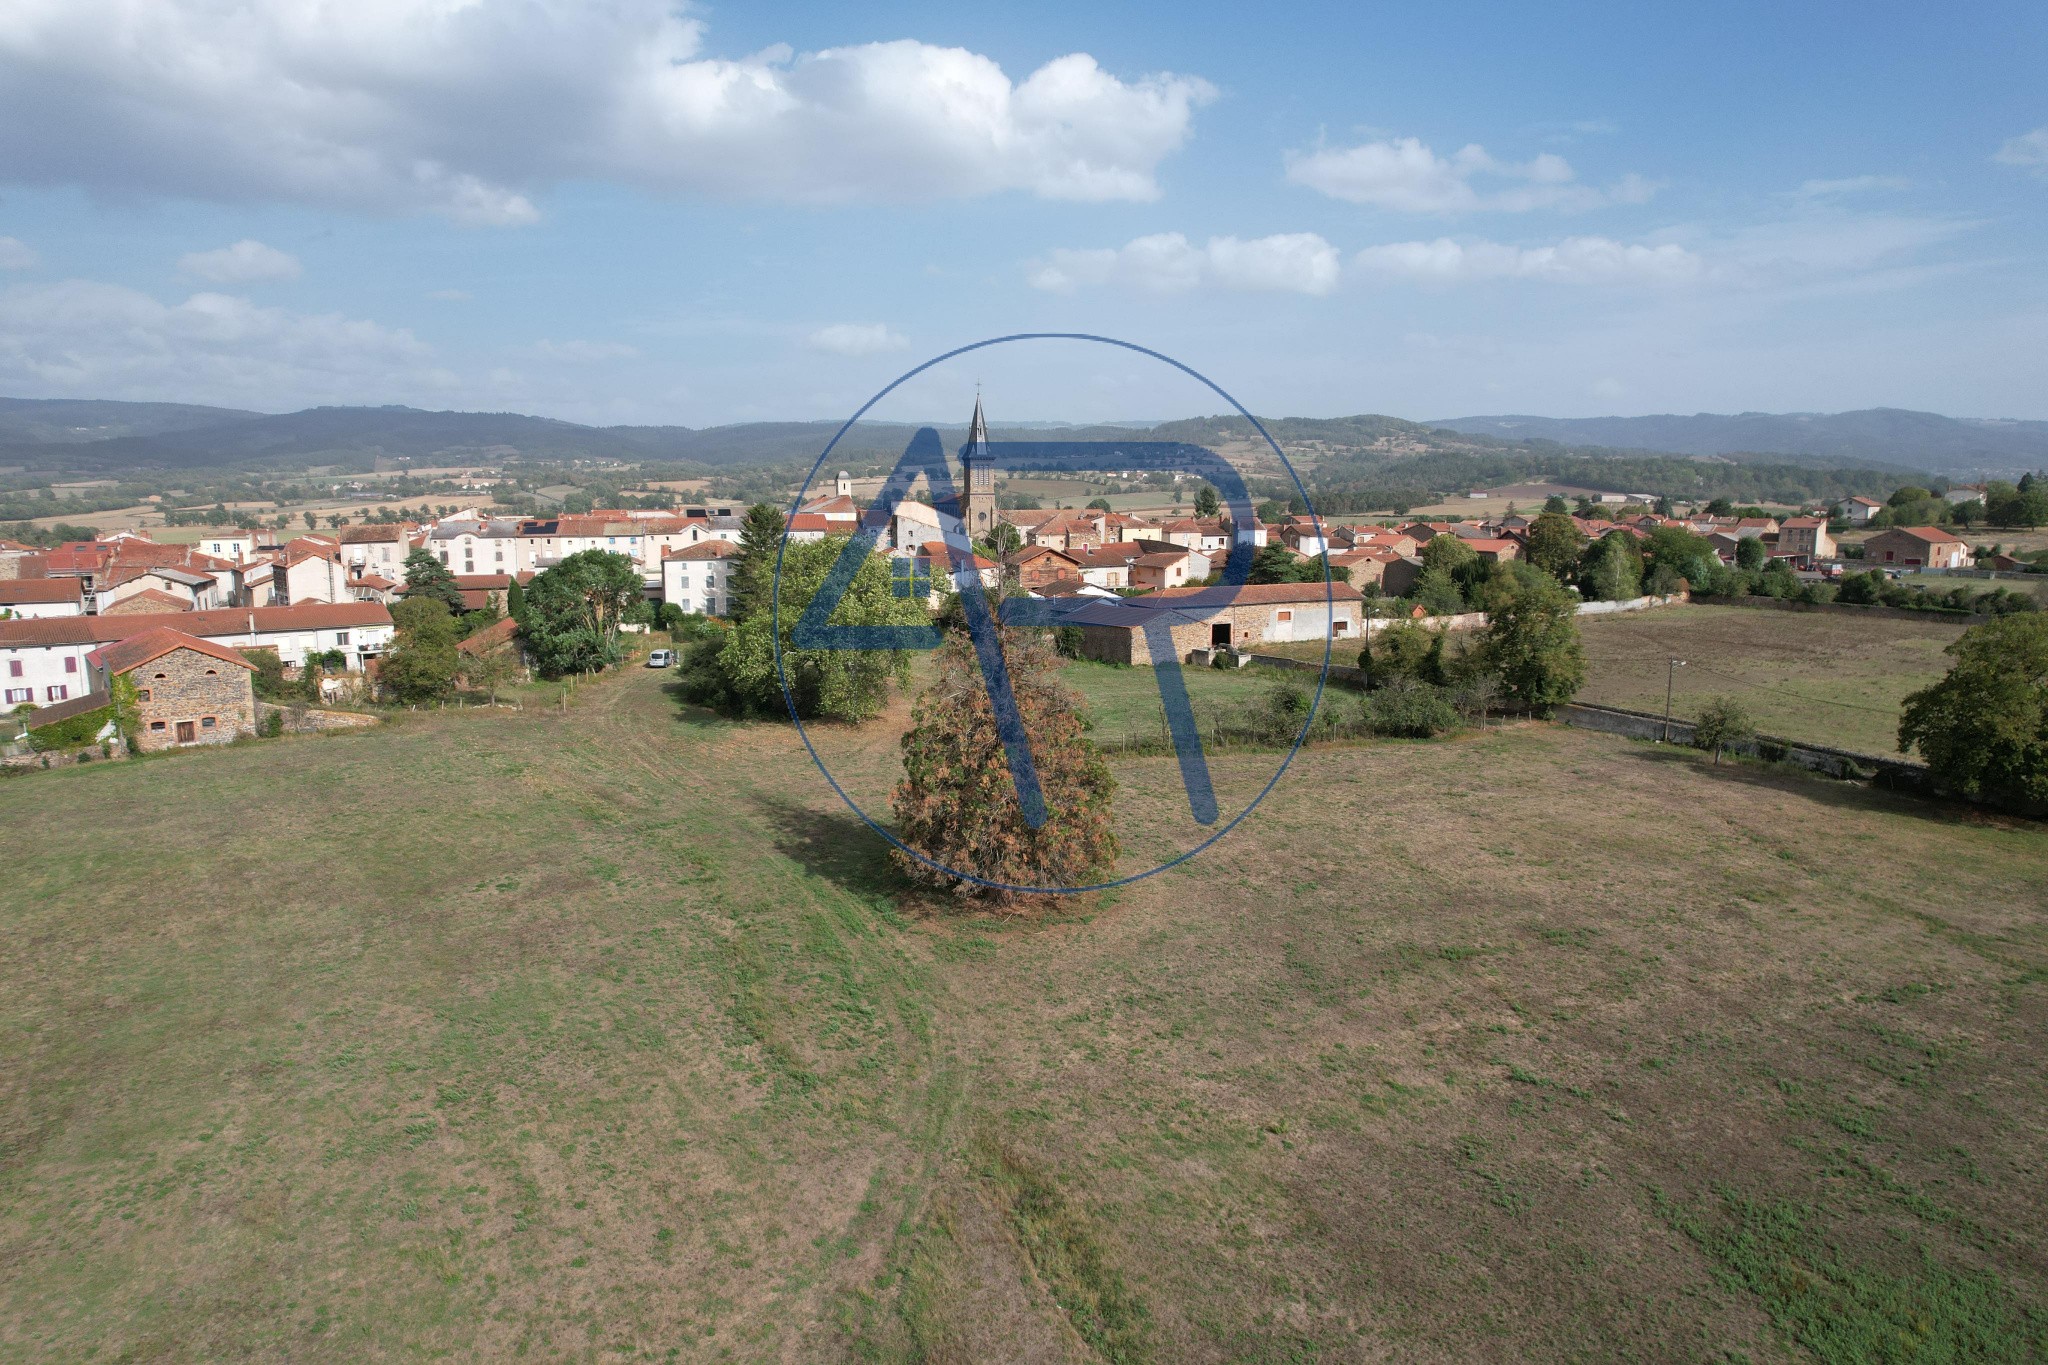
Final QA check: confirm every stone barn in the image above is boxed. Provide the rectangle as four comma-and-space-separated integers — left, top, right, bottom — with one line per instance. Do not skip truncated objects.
1065, 582, 1364, 665
87, 626, 258, 753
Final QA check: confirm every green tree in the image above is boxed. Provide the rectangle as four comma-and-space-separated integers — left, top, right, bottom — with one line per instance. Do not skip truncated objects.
1086, 496, 1113, 512
1247, 544, 1311, 584
1898, 614, 2048, 815
1734, 535, 1768, 571
1410, 568, 1467, 617
1543, 495, 1569, 514
302, 511, 316, 531
506, 577, 527, 623
1420, 533, 1478, 576
1481, 574, 1585, 712
1692, 696, 1754, 764
690, 536, 930, 722
1360, 620, 1441, 686
1524, 512, 1585, 581
1704, 496, 1734, 516
728, 504, 788, 623
891, 626, 1116, 899
522, 550, 643, 676
1194, 485, 1221, 518
381, 599, 461, 703
400, 548, 466, 614
1577, 530, 1644, 601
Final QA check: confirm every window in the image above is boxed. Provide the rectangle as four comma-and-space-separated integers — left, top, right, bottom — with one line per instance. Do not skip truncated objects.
3, 688, 28, 704
6, 660, 19, 678
335, 632, 350, 646
675, 575, 690, 588
1276, 609, 1293, 622
63, 656, 77, 674
137, 688, 152, 702
149, 720, 166, 732
205, 667, 218, 676
45, 685, 67, 701
154, 672, 167, 680
201, 717, 216, 729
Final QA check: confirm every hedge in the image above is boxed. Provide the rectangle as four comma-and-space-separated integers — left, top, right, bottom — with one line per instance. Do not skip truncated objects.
27, 704, 116, 752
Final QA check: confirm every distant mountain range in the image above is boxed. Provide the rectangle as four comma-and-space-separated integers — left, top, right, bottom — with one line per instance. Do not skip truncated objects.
1428, 408, 2048, 476
2, 395, 2041, 480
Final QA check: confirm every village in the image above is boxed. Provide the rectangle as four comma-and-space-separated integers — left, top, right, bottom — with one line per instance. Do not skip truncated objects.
0, 399, 2030, 763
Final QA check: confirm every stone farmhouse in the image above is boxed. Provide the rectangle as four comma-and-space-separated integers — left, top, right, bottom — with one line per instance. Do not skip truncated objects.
1863, 526, 1970, 570
88, 627, 258, 752
0, 603, 393, 709
1063, 582, 1365, 665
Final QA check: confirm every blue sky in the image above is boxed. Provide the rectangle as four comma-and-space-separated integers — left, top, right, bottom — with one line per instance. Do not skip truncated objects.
0, 0, 2042, 426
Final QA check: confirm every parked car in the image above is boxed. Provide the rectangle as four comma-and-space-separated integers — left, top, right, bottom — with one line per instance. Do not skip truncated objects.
645, 650, 673, 668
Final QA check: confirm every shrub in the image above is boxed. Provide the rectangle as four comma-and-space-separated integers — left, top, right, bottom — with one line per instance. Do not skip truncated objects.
1362, 679, 1460, 738
1692, 696, 1755, 764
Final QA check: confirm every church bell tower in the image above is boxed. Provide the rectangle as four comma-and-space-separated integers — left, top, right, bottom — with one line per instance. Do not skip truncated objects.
962, 394, 996, 539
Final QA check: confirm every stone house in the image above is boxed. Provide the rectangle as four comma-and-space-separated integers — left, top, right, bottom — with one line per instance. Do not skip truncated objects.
1776, 516, 1836, 566
1863, 526, 1970, 570
87, 626, 257, 752
1009, 545, 1083, 592
1067, 582, 1365, 664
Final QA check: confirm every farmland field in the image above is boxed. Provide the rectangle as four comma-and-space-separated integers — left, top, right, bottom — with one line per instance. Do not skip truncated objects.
1577, 602, 1966, 755
2, 664, 2044, 1362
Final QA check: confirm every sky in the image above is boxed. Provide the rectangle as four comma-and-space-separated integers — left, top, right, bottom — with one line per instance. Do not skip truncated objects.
0, 0, 2044, 428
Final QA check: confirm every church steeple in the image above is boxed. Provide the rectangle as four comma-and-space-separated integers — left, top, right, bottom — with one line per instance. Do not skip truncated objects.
967, 393, 989, 452
962, 393, 996, 538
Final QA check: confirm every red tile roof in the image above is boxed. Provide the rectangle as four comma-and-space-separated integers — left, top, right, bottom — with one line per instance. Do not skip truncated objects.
1885, 525, 1968, 545
101, 588, 195, 615
662, 541, 740, 562
1151, 581, 1364, 605
786, 513, 835, 533
0, 602, 392, 648
0, 578, 83, 605
88, 627, 258, 676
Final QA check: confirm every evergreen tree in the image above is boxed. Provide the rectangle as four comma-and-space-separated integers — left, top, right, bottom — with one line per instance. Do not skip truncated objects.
728, 503, 788, 623
891, 627, 1117, 900
1194, 485, 1221, 518
400, 548, 466, 614
506, 577, 527, 623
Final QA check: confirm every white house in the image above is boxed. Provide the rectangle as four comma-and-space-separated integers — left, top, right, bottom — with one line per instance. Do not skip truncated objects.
0, 578, 85, 619
661, 542, 740, 617
0, 603, 395, 709
273, 537, 352, 605
196, 530, 256, 563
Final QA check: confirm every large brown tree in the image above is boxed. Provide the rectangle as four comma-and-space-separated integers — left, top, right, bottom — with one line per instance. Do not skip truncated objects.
891, 626, 1117, 901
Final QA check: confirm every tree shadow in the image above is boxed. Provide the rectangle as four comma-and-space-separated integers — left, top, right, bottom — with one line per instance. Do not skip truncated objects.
1610, 740, 2033, 831
749, 790, 915, 907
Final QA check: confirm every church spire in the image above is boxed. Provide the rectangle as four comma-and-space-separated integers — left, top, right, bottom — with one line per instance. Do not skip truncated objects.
967, 392, 989, 452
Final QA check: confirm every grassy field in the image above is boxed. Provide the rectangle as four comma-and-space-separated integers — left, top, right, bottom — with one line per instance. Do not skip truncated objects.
2, 663, 2045, 1362
1577, 603, 1967, 755
1060, 659, 1284, 741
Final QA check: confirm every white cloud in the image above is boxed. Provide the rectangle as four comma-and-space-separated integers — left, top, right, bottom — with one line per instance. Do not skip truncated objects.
0, 279, 436, 407
0, 4, 1212, 221
0, 235, 36, 269
1285, 136, 1654, 213
806, 323, 909, 357
177, 239, 302, 284
527, 338, 639, 362
1994, 127, 2048, 176
1792, 175, 1910, 199
1031, 232, 1341, 295
1352, 235, 1703, 285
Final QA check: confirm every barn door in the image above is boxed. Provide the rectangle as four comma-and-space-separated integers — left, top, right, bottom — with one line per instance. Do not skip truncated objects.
175, 720, 196, 744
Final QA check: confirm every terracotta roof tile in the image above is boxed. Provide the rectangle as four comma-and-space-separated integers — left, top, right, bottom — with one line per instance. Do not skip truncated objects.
87, 627, 259, 676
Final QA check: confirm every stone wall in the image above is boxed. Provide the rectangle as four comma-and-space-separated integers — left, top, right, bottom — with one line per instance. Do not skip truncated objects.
256, 701, 380, 733
131, 648, 256, 752
1556, 701, 1932, 793
1691, 595, 1975, 626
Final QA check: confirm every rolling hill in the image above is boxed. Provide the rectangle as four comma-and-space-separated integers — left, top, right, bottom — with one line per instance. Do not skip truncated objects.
1430, 408, 2048, 475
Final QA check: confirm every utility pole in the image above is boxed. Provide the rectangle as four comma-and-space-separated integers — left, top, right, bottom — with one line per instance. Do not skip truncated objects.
1663, 658, 1687, 742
